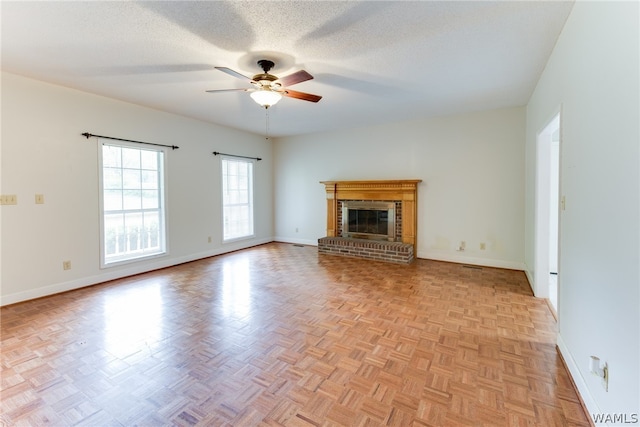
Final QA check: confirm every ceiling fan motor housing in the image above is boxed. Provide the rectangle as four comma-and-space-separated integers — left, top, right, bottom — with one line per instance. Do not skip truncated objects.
253, 60, 278, 85
252, 73, 278, 83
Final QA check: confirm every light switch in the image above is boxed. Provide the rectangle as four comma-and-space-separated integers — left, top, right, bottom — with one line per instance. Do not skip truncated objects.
35, 194, 45, 204
0, 195, 17, 205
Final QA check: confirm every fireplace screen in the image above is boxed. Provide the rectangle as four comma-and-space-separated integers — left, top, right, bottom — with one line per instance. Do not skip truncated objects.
342, 201, 396, 241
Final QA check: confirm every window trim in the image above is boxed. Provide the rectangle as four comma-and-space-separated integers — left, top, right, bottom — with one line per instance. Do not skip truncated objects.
220, 155, 255, 243
98, 140, 169, 268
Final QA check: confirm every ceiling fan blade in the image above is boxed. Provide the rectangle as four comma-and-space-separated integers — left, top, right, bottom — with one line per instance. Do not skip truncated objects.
276, 70, 313, 87
205, 88, 251, 93
283, 89, 322, 103
215, 67, 252, 82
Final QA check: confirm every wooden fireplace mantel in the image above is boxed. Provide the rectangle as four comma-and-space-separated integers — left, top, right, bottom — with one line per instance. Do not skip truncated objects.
320, 180, 422, 246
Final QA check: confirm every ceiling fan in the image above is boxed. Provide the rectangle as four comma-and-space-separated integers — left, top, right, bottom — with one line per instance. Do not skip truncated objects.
206, 59, 322, 108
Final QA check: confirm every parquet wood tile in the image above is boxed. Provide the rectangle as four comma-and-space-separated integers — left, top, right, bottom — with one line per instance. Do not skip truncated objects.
1, 243, 592, 426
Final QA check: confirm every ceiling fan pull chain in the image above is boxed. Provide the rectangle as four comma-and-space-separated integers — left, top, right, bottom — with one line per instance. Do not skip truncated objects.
265, 109, 270, 141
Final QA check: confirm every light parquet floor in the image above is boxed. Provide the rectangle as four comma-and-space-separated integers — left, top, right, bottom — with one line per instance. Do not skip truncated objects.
1, 243, 591, 426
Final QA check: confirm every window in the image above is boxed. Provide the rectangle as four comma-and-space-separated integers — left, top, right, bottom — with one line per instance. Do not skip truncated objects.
221, 157, 254, 241
99, 142, 167, 266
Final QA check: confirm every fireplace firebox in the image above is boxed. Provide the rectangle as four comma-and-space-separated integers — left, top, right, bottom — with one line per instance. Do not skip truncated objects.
342, 201, 395, 241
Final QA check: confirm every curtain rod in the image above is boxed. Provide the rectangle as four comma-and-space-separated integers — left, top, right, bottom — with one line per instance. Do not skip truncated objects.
82, 132, 179, 150
213, 151, 262, 161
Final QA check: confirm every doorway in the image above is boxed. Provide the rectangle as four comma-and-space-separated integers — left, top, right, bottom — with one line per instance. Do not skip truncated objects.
535, 113, 560, 313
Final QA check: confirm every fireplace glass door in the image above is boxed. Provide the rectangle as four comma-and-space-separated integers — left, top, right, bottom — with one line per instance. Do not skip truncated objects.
342, 201, 395, 241
349, 209, 388, 235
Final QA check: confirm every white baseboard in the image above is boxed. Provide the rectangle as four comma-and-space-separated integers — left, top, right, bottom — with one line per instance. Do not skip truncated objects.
273, 236, 319, 246
557, 334, 602, 425
417, 250, 526, 271
0, 237, 273, 306
524, 268, 535, 288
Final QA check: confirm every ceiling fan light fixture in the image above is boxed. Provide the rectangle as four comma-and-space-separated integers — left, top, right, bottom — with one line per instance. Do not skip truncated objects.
250, 89, 282, 108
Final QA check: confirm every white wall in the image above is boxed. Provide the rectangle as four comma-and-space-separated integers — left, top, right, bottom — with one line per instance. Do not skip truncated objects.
274, 106, 526, 270
1, 72, 274, 305
525, 0, 639, 418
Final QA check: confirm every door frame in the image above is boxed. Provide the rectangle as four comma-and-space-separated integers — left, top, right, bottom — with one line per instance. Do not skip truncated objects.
534, 110, 561, 306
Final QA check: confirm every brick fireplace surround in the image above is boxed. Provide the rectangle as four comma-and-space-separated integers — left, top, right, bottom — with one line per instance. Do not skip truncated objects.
318, 180, 421, 264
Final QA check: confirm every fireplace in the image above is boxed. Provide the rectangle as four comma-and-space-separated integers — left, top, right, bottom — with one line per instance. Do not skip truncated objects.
342, 201, 395, 241
319, 180, 421, 264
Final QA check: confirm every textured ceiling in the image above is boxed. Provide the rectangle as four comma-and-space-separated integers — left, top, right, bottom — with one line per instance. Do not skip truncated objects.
1, 1, 574, 138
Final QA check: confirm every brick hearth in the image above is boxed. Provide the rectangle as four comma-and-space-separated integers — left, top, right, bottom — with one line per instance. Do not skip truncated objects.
318, 236, 414, 264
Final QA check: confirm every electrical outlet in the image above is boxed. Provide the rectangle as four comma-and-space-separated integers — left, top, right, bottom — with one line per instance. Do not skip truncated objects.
457, 241, 466, 251
207, 236, 212, 243
480, 242, 486, 250
63, 260, 71, 270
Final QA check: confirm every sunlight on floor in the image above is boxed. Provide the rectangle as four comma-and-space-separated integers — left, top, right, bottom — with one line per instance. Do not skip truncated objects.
103, 282, 164, 358
222, 256, 252, 320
